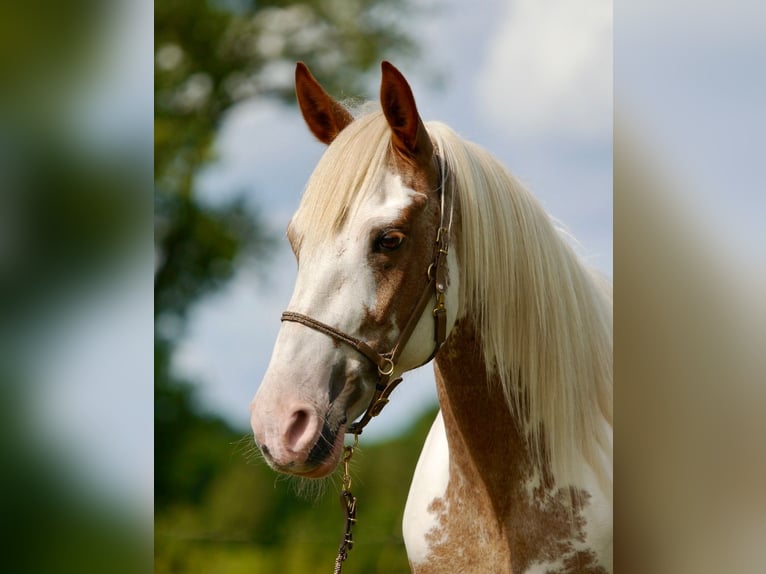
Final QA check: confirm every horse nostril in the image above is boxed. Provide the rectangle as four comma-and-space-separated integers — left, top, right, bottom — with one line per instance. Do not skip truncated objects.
286, 408, 312, 452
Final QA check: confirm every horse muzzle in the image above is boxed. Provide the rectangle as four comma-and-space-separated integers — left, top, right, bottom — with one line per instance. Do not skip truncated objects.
250, 396, 351, 478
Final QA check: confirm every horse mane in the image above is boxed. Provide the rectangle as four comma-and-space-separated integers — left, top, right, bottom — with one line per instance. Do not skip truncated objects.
427, 121, 613, 490
292, 109, 613, 490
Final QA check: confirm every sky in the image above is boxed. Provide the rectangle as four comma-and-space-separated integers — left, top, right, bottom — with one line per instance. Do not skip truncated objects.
173, 0, 614, 441
615, 0, 766, 264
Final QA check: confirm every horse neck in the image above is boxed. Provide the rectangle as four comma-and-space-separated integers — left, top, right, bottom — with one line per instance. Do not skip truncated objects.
432, 316, 598, 572
433, 316, 535, 520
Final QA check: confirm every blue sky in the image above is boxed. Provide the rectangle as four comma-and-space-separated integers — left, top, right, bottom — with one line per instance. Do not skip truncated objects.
174, 0, 614, 441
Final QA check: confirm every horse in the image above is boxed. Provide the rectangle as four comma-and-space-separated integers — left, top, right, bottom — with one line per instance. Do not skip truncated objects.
250, 61, 613, 573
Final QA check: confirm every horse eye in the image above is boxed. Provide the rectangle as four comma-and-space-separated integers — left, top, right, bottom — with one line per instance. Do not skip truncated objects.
376, 231, 405, 252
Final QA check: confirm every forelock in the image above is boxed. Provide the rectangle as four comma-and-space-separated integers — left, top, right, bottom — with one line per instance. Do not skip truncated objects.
291, 110, 393, 252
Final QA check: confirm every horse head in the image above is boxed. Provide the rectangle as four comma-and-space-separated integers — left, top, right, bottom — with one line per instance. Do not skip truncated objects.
250, 62, 459, 477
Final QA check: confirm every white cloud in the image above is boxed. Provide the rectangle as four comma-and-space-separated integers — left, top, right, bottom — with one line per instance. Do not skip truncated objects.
476, 0, 612, 142
196, 98, 323, 230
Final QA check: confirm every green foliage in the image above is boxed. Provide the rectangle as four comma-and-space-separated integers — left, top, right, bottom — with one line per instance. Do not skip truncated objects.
155, 405, 438, 574
155, 0, 417, 201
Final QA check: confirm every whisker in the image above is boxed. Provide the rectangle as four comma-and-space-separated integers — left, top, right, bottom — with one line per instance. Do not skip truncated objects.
287, 472, 338, 502
233, 433, 267, 466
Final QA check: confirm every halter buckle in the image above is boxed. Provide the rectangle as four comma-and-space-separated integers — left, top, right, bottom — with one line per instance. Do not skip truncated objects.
377, 357, 395, 377
433, 292, 446, 316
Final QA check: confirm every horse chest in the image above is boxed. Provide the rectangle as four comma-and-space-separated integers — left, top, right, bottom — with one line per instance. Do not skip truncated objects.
403, 412, 512, 573
402, 412, 613, 574
402, 411, 450, 565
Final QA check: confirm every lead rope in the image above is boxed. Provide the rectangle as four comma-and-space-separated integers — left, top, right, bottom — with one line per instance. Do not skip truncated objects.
333, 434, 359, 574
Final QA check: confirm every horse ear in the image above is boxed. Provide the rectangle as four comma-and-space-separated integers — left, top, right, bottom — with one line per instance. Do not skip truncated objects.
380, 61, 433, 163
295, 62, 353, 145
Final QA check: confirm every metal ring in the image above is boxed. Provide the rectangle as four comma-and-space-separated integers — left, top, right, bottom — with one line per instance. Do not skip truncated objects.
378, 358, 395, 377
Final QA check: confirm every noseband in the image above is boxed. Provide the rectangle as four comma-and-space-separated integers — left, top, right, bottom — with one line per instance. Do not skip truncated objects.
281, 156, 453, 436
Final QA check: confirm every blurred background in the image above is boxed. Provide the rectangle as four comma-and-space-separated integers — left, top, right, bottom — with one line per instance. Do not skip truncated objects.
0, 0, 152, 571
0, 0, 763, 572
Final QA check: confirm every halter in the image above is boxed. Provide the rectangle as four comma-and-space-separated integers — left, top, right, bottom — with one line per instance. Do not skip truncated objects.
280, 155, 453, 436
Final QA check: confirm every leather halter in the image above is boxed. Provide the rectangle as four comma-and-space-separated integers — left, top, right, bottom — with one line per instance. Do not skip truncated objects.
281, 157, 453, 436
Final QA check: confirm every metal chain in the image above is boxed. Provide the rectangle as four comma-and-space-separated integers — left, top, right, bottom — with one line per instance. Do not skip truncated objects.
333, 435, 359, 574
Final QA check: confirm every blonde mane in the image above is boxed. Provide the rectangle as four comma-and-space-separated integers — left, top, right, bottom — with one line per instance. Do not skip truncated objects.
428, 121, 613, 490
292, 110, 612, 490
